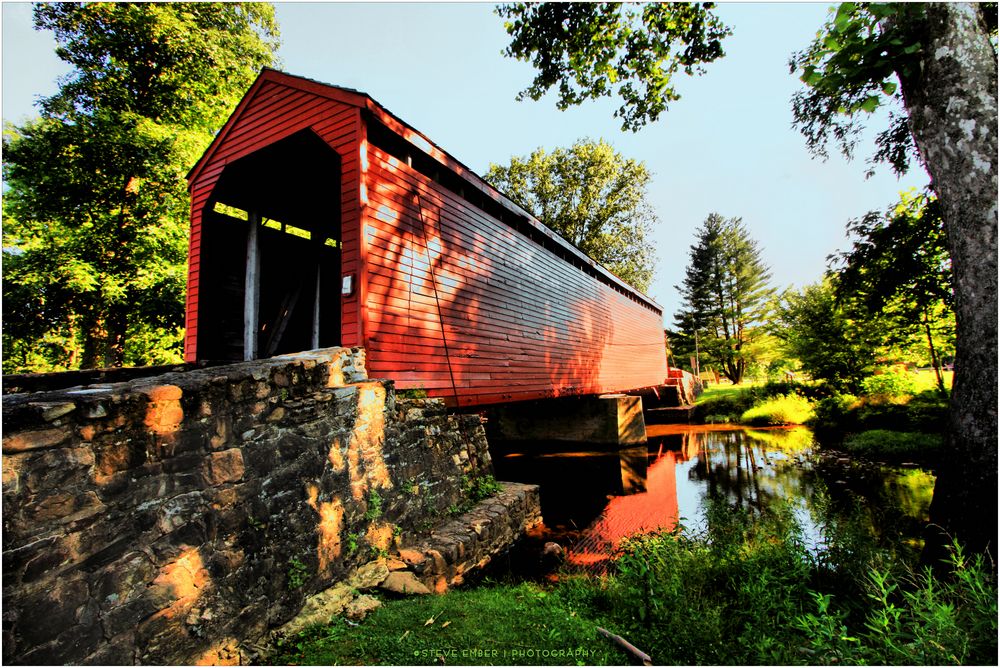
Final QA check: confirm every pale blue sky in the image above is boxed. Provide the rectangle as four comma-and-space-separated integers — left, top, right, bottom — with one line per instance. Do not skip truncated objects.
1, 1, 929, 322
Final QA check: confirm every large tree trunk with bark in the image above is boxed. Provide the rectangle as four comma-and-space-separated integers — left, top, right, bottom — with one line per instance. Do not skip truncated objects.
897, 3, 998, 559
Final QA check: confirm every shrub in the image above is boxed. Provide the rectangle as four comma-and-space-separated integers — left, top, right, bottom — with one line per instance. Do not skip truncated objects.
585, 504, 996, 666
740, 394, 814, 425
861, 369, 917, 401
581, 500, 815, 665
897, 390, 950, 431
810, 393, 861, 431
854, 392, 949, 433
797, 542, 997, 665
759, 379, 831, 401
810, 389, 948, 435
463, 474, 504, 503
696, 383, 827, 425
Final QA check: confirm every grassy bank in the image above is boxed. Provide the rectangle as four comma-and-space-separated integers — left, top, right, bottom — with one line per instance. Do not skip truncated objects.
694, 381, 825, 425
268, 500, 996, 666
692, 372, 950, 463
269, 582, 627, 665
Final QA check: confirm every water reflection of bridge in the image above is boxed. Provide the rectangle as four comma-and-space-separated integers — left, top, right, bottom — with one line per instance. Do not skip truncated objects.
493, 425, 821, 572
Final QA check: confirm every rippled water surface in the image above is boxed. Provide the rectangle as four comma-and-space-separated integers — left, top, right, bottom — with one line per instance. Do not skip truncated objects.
491, 425, 936, 570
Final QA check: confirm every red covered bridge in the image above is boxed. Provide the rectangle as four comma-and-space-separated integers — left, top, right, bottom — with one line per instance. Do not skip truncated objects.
185, 69, 668, 408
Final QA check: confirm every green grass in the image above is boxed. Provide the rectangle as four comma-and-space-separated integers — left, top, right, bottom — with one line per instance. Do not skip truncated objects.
697, 384, 753, 402
694, 384, 761, 423
268, 582, 627, 666
695, 382, 820, 425
843, 429, 944, 460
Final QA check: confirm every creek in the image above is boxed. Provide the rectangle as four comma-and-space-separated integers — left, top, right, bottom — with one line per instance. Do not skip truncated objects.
490, 424, 936, 572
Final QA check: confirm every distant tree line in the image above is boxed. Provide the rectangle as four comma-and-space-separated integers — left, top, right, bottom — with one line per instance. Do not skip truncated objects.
665, 190, 954, 391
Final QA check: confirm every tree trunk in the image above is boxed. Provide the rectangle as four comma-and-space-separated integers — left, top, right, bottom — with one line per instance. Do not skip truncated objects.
898, 3, 998, 559
106, 302, 128, 367
922, 306, 945, 395
79, 310, 108, 370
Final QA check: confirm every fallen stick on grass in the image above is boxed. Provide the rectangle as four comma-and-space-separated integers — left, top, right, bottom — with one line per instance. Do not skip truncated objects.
596, 626, 652, 666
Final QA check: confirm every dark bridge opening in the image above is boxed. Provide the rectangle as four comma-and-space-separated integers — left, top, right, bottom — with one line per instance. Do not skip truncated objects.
197, 129, 342, 361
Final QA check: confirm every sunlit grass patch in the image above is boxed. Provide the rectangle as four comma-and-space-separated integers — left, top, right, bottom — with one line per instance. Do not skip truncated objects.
911, 368, 953, 393
266, 582, 626, 666
695, 386, 758, 423
740, 394, 814, 425
697, 384, 753, 402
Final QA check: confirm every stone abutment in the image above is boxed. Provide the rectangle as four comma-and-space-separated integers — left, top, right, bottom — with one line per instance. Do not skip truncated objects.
2, 347, 539, 665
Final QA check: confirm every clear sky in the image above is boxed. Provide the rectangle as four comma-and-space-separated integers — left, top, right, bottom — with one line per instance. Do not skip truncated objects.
1, 1, 929, 323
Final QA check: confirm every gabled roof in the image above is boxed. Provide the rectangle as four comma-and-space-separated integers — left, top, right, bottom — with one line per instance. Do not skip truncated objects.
186, 68, 367, 184
187, 68, 662, 313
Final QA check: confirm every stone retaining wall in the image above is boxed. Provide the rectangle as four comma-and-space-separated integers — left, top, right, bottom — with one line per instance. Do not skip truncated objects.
2, 348, 531, 665
277, 481, 541, 640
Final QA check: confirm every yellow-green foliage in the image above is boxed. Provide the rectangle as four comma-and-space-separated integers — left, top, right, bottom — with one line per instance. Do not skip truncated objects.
861, 369, 917, 402
740, 395, 814, 426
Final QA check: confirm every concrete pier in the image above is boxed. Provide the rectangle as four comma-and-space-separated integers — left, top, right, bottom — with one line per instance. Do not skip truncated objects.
486, 394, 646, 446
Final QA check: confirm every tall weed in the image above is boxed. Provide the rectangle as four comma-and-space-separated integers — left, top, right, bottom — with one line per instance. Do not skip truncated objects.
567, 498, 996, 666
580, 500, 815, 664
799, 542, 997, 665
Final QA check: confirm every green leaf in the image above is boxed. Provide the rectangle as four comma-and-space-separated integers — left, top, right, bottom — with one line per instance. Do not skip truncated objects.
833, 3, 856, 31
881, 81, 897, 96
860, 95, 880, 113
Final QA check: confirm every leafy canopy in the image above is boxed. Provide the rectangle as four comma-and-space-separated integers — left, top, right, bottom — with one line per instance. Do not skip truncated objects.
497, 2, 731, 131
36, 3, 280, 126
832, 190, 955, 387
788, 2, 928, 177
2, 3, 279, 372
833, 190, 951, 314
772, 279, 880, 393
789, 2, 997, 177
485, 138, 657, 292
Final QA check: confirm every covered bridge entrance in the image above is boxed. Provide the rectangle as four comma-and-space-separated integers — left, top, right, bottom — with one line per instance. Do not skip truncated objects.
196, 129, 342, 360
186, 69, 669, 408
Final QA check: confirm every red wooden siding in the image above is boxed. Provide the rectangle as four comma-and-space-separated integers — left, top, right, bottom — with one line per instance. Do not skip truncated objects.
187, 69, 667, 407
185, 72, 365, 360
361, 143, 667, 406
